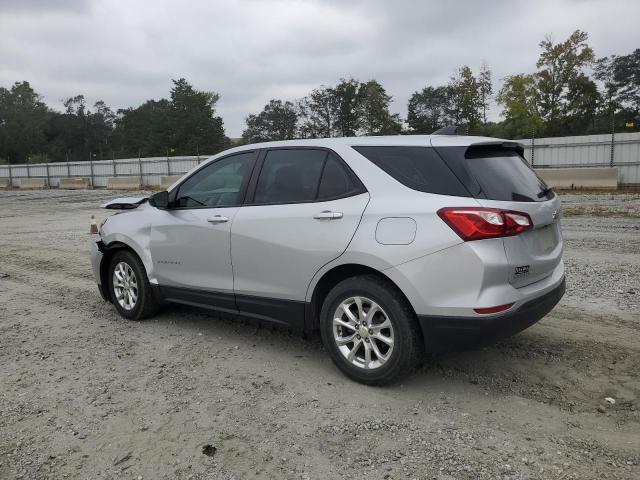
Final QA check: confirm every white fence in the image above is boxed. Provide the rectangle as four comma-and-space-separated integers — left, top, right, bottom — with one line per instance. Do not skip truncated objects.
521, 131, 640, 185
1, 132, 640, 188
0, 155, 207, 188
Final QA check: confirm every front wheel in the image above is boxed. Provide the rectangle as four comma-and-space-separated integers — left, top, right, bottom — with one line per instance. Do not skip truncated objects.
320, 274, 422, 385
107, 250, 159, 320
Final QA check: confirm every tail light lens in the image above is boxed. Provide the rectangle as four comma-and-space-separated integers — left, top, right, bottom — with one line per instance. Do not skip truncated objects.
437, 207, 533, 241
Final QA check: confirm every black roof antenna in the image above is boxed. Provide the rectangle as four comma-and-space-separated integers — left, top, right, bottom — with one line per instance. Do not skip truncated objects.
431, 125, 463, 135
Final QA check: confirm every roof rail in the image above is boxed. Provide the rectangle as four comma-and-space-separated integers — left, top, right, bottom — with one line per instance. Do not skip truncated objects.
431, 125, 463, 135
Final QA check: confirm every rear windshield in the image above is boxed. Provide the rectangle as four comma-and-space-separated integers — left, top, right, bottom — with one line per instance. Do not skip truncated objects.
352, 146, 469, 197
464, 146, 552, 202
435, 145, 554, 202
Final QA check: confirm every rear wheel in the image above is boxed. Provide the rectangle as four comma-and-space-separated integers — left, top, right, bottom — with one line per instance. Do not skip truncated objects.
107, 250, 159, 320
320, 274, 422, 385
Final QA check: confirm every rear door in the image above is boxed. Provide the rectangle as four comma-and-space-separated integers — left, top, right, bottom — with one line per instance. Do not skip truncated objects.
230, 148, 369, 328
433, 141, 563, 288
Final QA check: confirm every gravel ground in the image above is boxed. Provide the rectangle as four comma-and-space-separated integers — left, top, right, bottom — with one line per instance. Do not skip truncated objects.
0, 189, 638, 480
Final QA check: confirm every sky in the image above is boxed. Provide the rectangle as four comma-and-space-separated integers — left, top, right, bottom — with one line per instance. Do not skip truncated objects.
1, 0, 638, 137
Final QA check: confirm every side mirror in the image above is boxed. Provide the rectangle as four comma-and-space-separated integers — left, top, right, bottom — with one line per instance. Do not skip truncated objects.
149, 191, 169, 209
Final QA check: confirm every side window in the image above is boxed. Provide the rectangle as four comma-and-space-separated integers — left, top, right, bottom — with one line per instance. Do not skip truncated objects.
353, 146, 469, 197
254, 149, 326, 204
317, 154, 359, 200
176, 152, 254, 208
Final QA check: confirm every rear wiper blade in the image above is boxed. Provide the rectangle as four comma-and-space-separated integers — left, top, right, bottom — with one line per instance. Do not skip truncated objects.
537, 186, 554, 198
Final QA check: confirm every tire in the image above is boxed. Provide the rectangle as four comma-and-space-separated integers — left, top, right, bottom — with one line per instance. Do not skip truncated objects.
320, 274, 422, 385
107, 250, 160, 321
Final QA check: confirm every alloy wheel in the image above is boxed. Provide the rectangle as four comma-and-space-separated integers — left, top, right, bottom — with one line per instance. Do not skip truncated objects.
112, 261, 138, 311
332, 296, 394, 370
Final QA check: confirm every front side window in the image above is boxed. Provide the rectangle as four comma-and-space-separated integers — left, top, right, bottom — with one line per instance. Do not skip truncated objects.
253, 149, 361, 204
175, 152, 254, 208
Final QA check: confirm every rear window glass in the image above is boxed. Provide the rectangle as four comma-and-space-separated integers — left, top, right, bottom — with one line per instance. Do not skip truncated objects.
464, 146, 553, 202
317, 154, 360, 200
254, 149, 326, 204
352, 146, 469, 197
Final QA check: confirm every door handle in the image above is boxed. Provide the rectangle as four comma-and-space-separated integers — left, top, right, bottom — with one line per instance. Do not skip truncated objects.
314, 210, 343, 220
207, 215, 229, 224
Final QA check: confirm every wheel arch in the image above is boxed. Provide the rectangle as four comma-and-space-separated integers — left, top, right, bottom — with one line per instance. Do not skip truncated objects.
99, 241, 147, 302
306, 263, 418, 333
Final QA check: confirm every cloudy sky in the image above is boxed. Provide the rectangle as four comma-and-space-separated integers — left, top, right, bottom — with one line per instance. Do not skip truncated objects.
1, 0, 638, 137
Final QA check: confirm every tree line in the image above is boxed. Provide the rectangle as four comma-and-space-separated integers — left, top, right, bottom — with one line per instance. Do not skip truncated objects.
0, 30, 638, 164
0, 79, 228, 164
242, 30, 639, 143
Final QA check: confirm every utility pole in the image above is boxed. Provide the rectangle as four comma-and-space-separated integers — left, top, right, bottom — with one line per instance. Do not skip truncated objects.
530, 125, 535, 167
89, 157, 94, 186
610, 106, 615, 168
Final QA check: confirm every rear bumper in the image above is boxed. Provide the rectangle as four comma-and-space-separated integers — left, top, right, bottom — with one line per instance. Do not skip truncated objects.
418, 277, 565, 353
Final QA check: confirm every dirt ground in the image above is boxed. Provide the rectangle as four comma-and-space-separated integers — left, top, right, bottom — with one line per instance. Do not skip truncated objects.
0, 189, 638, 480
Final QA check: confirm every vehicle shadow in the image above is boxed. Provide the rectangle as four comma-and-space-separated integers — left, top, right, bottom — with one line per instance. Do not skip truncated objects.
151, 304, 585, 402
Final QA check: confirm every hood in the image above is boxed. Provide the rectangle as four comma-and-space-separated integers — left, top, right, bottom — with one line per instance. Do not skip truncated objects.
102, 197, 148, 209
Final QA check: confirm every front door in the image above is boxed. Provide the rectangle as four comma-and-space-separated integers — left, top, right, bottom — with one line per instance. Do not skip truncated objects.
230, 148, 369, 328
149, 151, 256, 313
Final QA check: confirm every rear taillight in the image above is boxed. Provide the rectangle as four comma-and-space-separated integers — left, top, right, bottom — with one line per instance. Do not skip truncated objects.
437, 207, 532, 241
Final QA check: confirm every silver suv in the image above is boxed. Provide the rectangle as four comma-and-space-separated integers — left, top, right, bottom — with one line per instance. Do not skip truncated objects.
91, 135, 565, 384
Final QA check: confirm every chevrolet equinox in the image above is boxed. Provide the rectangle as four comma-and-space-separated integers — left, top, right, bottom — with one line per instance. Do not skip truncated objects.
91, 135, 565, 384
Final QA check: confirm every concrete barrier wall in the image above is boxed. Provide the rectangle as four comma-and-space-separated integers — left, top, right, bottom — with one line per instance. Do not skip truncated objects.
59, 177, 91, 189
535, 167, 618, 189
107, 176, 142, 190
160, 175, 183, 189
521, 132, 640, 185
19, 178, 48, 189
0, 155, 205, 188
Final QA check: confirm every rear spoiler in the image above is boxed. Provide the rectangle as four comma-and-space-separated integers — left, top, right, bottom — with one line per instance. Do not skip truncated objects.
102, 197, 148, 210
465, 141, 525, 157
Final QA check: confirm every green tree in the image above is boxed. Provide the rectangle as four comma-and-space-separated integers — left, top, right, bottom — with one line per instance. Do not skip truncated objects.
46, 95, 117, 161
360, 80, 401, 135
168, 78, 227, 155
478, 61, 493, 126
612, 49, 640, 111
406, 85, 455, 133
496, 74, 543, 139
332, 78, 365, 137
535, 30, 595, 135
242, 99, 298, 143
596, 49, 640, 119
450, 66, 483, 133
594, 55, 620, 112
113, 78, 227, 157
298, 86, 337, 138
112, 99, 172, 158
565, 75, 600, 134
0, 81, 49, 163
